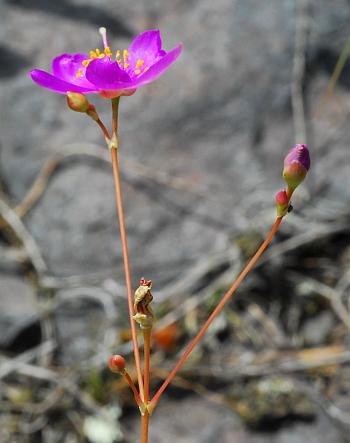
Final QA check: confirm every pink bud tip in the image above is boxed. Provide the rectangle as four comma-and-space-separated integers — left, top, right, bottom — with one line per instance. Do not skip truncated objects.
275, 189, 289, 217
283, 144, 310, 190
108, 355, 126, 373
284, 144, 310, 171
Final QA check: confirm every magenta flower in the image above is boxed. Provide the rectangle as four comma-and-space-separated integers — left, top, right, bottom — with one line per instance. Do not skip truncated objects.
30, 28, 182, 99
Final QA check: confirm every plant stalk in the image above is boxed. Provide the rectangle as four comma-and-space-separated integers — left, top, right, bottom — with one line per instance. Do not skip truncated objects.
140, 411, 150, 443
111, 97, 144, 399
123, 370, 143, 408
140, 328, 152, 443
143, 328, 152, 405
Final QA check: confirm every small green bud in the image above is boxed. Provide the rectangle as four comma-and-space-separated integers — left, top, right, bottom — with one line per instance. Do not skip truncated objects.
66, 92, 90, 113
275, 189, 289, 218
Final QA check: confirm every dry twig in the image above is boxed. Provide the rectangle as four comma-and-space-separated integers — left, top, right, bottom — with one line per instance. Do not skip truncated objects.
0, 198, 47, 276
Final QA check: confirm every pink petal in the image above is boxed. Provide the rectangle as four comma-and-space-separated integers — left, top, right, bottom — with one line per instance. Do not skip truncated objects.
128, 29, 166, 67
30, 69, 98, 94
85, 57, 131, 89
52, 53, 95, 88
129, 43, 183, 89
284, 144, 310, 171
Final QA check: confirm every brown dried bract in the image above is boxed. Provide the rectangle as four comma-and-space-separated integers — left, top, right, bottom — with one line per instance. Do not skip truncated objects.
134, 278, 153, 316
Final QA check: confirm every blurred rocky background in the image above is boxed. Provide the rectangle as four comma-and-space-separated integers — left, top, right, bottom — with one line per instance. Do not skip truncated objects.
1, 0, 350, 442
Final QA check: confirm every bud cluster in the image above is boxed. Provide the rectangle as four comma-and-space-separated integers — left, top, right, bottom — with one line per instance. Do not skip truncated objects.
275, 144, 310, 218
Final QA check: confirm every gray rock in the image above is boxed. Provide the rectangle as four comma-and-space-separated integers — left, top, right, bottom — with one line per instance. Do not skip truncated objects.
54, 295, 107, 366
0, 273, 38, 349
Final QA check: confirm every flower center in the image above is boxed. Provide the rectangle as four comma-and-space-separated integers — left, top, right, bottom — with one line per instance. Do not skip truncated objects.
75, 28, 149, 79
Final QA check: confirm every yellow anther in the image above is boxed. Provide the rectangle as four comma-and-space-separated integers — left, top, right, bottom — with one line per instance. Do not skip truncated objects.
84, 41, 118, 70
123, 49, 129, 60
124, 62, 129, 69
76, 68, 83, 78
115, 50, 121, 59
135, 69, 141, 75
136, 59, 144, 69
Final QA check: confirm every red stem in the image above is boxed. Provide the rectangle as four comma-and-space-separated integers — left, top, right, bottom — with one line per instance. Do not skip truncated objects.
140, 412, 150, 443
110, 98, 144, 399
143, 329, 151, 405
140, 328, 151, 443
123, 371, 143, 407
96, 118, 111, 140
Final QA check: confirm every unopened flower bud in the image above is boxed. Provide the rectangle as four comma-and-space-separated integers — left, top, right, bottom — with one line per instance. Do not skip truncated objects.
275, 189, 289, 217
108, 355, 126, 374
283, 144, 310, 190
66, 92, 90, 113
